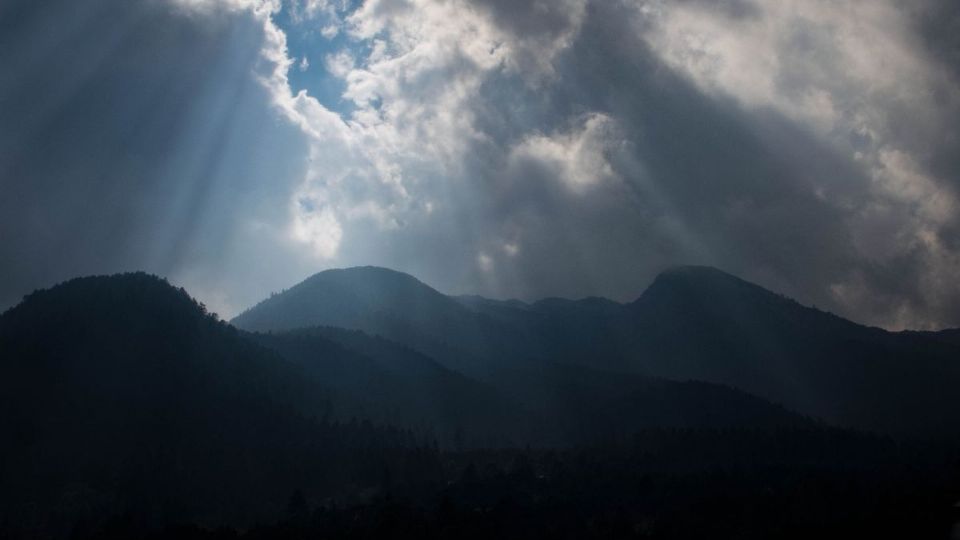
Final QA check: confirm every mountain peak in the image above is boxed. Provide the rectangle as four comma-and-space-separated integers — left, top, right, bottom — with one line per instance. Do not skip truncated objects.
630, 264, 817, 327
633, 264, 869, 342
1, 272, 213, 330
303, 266, 430, 290
654, 265, 748, 285
312, 265, 417, 278
642, 265, 779, 302
231, 265, 464, 333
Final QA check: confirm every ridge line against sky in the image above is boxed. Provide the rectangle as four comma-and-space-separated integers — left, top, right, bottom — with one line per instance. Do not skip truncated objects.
1, 0, 960, 329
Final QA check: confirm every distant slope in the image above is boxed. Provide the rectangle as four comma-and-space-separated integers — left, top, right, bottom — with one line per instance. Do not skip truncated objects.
250, 325, 809, 446
626, 266, 960, 437
248, 327, 531, 446
232, 268, 814, 440
487, 362, 812, 442
232, 267, 536, 376
233, 266, 464, 333
232, 267, 635, 376
235, 265, 960, 438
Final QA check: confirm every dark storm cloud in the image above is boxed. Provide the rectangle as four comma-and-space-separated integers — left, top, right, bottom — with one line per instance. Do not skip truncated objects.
915, 0, 960, 80
435, 1, 867, 311
911, 0, 960, 206
597, 2, 957, 328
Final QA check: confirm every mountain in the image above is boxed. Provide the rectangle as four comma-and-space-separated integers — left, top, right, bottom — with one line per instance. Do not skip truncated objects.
249, 325, 809, 445
0, 270, 810, 458
234, 265, 960, 438
232, 267, 534, 376
626, 266, 960, 436
0, 274, 421, 534
231, 267, 815, 436
2, 270, 956, 537
485, 362, 810, 441
247, 327, 531, 446
232, 266, 462, 333
232, 267, 646, 377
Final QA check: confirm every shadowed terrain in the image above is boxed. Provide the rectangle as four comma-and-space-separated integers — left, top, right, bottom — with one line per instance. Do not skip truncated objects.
234, 265, 960, 438
1, 268, 958, 538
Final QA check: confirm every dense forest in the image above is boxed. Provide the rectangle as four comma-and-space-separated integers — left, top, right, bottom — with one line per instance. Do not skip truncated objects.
57, 430, 960, 539
2, 269, 959, 538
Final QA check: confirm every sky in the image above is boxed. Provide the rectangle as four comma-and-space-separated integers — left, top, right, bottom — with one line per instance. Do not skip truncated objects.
1, 0, 960, 330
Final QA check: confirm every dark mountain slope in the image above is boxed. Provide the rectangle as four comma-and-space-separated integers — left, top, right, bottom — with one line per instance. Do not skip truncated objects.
249, 327, 531, 446
0, 273, 331, 417
626, 266, 960, 436
4, 271, 954, 537
905, 327, 960, 347
487, 362, 813, 442
0, 274, 418, 534
251, 326, 809, 446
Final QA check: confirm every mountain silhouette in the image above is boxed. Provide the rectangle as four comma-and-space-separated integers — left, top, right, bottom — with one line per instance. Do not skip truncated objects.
0, 272, 814, 529
232, 266, 462, 333
234, 265, 960, 438
247, 326, 532, 446
0, 274, 423, 533
627, 266, 960, 436
232, 266, 530, 376
2, 270, 958, 538
244, 325, 809, 445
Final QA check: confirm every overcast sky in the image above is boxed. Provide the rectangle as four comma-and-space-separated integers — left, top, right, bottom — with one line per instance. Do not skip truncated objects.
2, 0, 960, 329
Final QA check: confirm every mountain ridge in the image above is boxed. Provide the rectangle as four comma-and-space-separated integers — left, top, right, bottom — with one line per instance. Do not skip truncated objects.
231, 264, 960, 438
3, 268, 957, 536
236, 264, 914, 333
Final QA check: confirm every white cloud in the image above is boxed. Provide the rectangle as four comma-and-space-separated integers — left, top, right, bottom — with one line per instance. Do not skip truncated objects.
321, 25, 339, 39
324, 50, 353, 78
237, 0, 590, 262
291, 195, 343, 259
510, 113, 621, 194
169, 0, 279, 17
284, 0, 341, 25
477, 252, 494, 272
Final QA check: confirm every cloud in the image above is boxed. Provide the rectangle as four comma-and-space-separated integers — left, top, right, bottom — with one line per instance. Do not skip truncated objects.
509, 113, 621, 194
3, 0, 960, 329
291, 198, 343, 258
174, 0, 960, 328
633, 0, 960, 328
232, 0, 596, 271
170, 0, 279, 17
